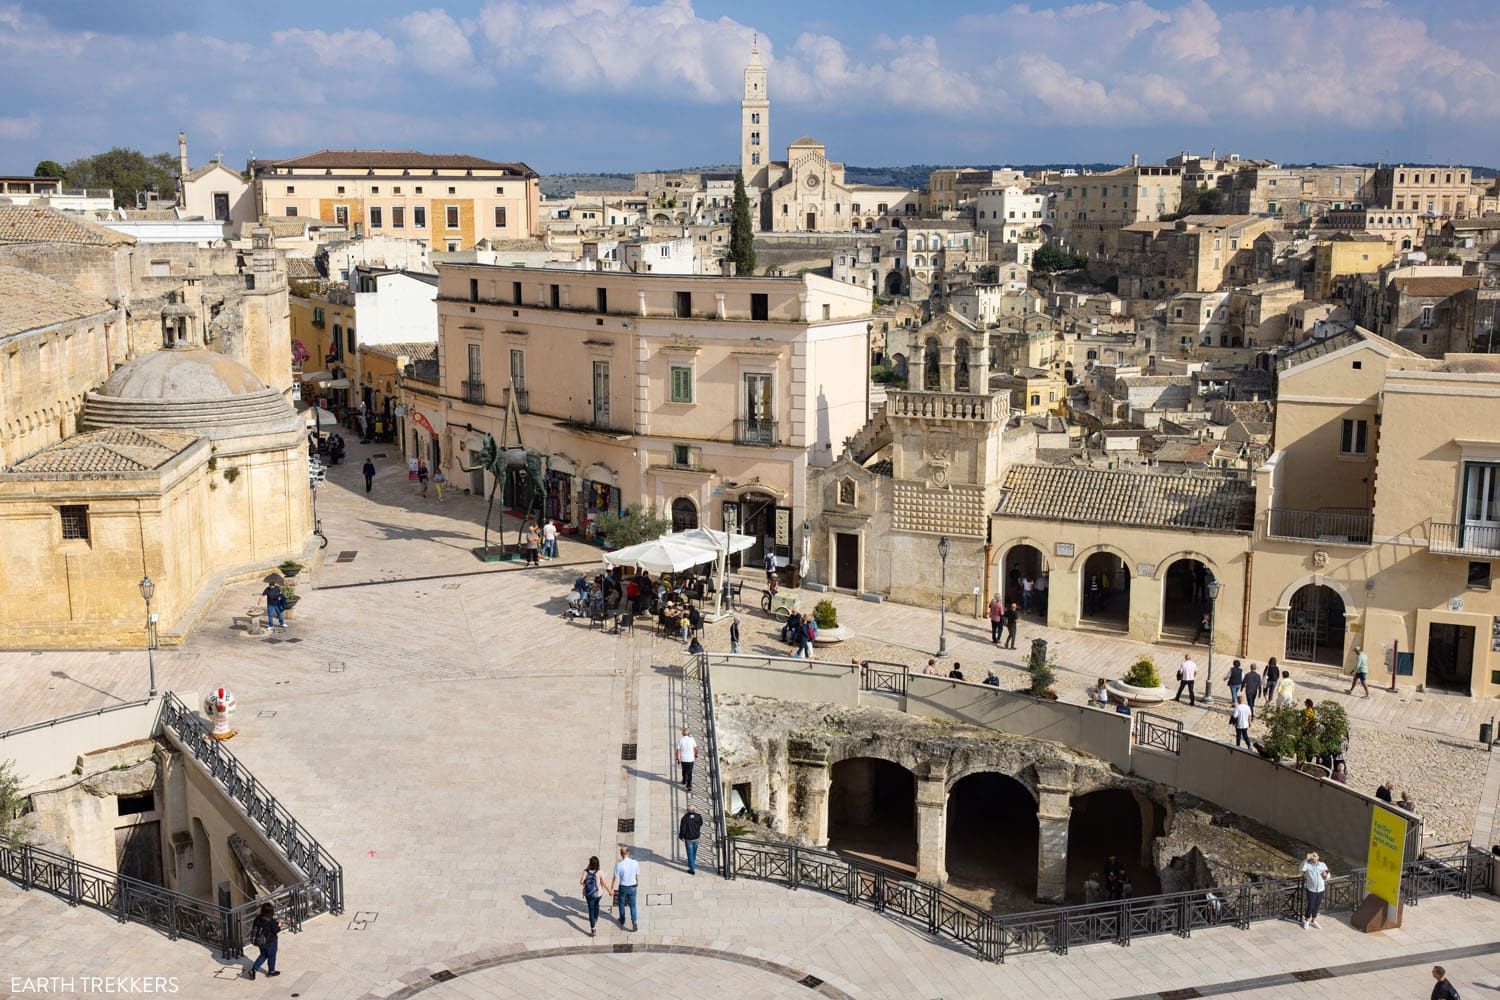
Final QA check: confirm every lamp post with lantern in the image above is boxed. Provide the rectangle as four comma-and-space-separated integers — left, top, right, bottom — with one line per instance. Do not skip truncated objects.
1204, 578, 1222, 702
139, 575, 157, 697
937, 535, 951, 658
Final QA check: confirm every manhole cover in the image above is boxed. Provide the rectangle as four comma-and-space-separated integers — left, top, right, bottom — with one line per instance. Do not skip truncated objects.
336, 551, 358, 562
257, 710, 277, 719
620, 743, 637, 761
799, 975, 824, 989
329, 662, 347, 673
442, 583, 461, 590
430, 971, 456, 983
1291, 969, 1332, 982
612, 944, 633, 954
617, 818, 635, 833
645, 893, 672, 906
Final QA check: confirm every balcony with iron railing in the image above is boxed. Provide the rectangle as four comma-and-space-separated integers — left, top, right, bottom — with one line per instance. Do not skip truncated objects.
1264, 507, 1374, 546
734, 418, 779, 446
1429, 522, 1500, 557
462, 379, 485, 405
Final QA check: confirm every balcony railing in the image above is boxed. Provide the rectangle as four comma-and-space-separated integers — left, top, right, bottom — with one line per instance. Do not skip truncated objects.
1265, 507, 1374, 545
888, 390, 1002, 422
462, 379, 485, 405
734, 419, 779, 446
1429, 522, 1500, 557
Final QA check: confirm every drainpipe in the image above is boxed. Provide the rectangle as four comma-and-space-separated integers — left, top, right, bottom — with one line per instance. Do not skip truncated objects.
982, 541, 993, 618
1240, 551, 1253, 658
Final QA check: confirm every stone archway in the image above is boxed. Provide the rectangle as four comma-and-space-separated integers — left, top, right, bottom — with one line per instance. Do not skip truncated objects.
827, 757, 917, 870
1160, 555, 1218, 640
1285, 583, 1346, 666
1078, 548, 1129, 631
997, 541, 1047, 618
1065, 788, 1163, 903
943, 772, 1038, 910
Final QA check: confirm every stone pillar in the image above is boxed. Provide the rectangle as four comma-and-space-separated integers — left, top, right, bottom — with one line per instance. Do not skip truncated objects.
914, 769, 948, 885
1034, 764, 1073, 903
788, 739, 831, 846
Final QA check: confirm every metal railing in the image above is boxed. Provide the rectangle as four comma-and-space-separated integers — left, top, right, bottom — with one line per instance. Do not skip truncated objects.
0, 696, 155, 740
158, 694, 344, 917
686, 654, 728, 878
734, 419, 779, 447
725, 838, 1492, 963
1265, 507, 1374, 545
462, 379, 485, 405
859, 660, 909, 696
888, 390, 1005, 422
1429, 521, 1500, 557
1134, 711, 1182, 755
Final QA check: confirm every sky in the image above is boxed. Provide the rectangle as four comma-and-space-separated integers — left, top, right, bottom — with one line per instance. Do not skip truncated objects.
4, 0, 1500, 175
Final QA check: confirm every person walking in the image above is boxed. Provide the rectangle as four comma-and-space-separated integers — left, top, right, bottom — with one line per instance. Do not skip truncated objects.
1226, 659, 1244, 705
417, 459, 429, 496
1243, 663, 1263, 717
1275, 669, 1296, 709
610, 846, 640, 931
1021, 574, 1034, 612
679, 805, 704, 875
1003, 602, 1019, 650
247, 902, 281, 979
988, 595, 1005, 644
1231, 695, 1252, 748
262, 581, 286, 630
542, 519, 558, 559
580, 856, 605, 936
1264, 657, 1281, 699
729, 616, 742, 654
361, 458, 376, 494
1095, 677, 1110, 709
433, 468, 447, 502
1174, 654, 1198, 706
1431, 965, 1461, 1000
1035, 572, 1048, 616
763, 549, 776, 585
1348, 645, 1371, 697
797, 615, 816, 659
676, 726, 697, 793
524, 523, 541, 567
1300, 850, 1329, 929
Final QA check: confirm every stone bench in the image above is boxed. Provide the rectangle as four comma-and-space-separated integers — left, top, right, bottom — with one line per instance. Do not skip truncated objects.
233, 609, 266, 636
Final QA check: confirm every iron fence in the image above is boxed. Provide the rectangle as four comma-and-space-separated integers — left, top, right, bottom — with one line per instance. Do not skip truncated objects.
687, 654, 729, 878
1266, 507, 1374, 545
157, 693, 344, 916
1134, 711, 1182, 755
724, 837, 1491, 963
859, 660, 909, 696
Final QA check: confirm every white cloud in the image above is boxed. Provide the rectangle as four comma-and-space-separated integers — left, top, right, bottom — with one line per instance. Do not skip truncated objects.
400, 8, 492, 85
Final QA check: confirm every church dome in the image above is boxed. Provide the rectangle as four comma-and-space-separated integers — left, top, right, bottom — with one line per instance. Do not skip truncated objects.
83, 347, 301, 439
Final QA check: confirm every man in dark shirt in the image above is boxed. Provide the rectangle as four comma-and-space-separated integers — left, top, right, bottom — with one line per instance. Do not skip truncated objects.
1431, 965, 1460, 1000
678, 806, 704, 875
947, 663, 965, 681
1003, 602, 1019, 650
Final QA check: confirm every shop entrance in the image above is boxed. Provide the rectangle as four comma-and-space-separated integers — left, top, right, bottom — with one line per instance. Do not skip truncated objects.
1426, 622, 1475, 693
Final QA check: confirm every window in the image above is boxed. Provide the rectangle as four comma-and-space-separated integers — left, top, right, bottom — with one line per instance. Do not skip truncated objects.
371, 185, 380, 194
750, 293, 768, 321
415, 186, 423, 194
59, 505, 89, 541
513, 281, 523, 304
448, 186, 456, 195
750, 131, 760, 146
286, 205, 298, 217
394, 186, 401, 194
469, 278, 479, 303
414, 206, 427, 228
751, 112, 760, 124
346, 327, 356, 353
369, 206, 382, 228
285, 185, 295, 195
1468, 561, 1492, 590
212, 192, 230, 221
445, 205, 460, 229
1464, 463, 1500, 529
334, 205, 349, 226
509, 349, 525, 389
392, 206, 404, 228
313, 306, 324, 325
673, 444, 693, 468
494, 206, 507, 227
751, 153, 760, 165
1030, 393, 1041, 406
495, 185, 505, 195
1340, 418, 1368, 455
337, 185, 345, 195
468, 344, 482, 382
446, 241, 458, 252
1421, 305, 1434, 328
670, 365, 694, 403
596, 287, 608, 313
549, 284, 560, 308
674, 291, 691, 318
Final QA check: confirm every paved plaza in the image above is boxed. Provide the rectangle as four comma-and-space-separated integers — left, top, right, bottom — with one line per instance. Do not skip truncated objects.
4, 440, 1500, 999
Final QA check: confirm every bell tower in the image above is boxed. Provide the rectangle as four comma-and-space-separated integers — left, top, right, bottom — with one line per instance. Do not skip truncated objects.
740, 37, 769, 188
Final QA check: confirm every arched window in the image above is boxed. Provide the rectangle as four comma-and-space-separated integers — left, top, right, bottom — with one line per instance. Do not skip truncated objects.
913, 236, 926, 250
671, 497, 699, 532
914, 255, 926, 268
955, 338, 972, 392
924, 338, 941, 390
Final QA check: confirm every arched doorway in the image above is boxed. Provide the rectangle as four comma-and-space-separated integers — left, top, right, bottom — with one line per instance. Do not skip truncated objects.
923, 338, 941, 390
827, 758, 916, 870
885, 271, 904, 296
1080, 551, 1128, 631
736, 491, 778, 568
1285, 584, 1346, 665
671, 497, 698, 532
1000, 544, 1046, 618
944, 773, 1037, 910
1161, 558, 1214, 640
1065, 789, 1163, 903
955, 339, 971, 392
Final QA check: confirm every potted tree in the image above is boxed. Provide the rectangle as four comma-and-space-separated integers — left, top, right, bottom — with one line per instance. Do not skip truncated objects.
593, 505, 671, 551
810, 599, 851, 644
1108, 656, 1170, 705
1025, 642, 1059, 700
1255, 701, 1350, 769
279, 560, 304, 580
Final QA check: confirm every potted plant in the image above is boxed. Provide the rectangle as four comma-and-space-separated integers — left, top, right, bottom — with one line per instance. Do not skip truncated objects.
1108, 656, 1170, 705
279, 561, 303, 579
593, 505, 671, 551
1255, 701, 1350, 765
1024, 643, 1058, 699
279, 578, 299, 616
810, 599, 851, 644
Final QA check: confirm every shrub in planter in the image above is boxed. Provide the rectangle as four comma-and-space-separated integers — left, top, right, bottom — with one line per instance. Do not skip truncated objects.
1123, 656, 1162, 689
279, 561, 303, 577
1026, 644, 1057, 697
813, 599, 838, 630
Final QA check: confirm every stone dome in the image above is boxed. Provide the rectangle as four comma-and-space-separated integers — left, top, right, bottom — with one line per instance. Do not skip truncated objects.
83, 347, 302, 440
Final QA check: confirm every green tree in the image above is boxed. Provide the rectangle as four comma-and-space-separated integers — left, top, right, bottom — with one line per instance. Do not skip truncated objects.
1026, 644, 1056, 697
33, 159, 67, 181
1257, 700, 1350, 763
729, 171, 756, 276
594, 505, 671, 548
1033, 242, 1084, 273
64, 148, 179, 208
0, 759, 24, 847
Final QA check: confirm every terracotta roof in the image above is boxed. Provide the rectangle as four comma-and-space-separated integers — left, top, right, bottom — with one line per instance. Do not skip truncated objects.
285, 257, 321, 279
0, 266, 114, 338
0, 204, 135, 246
6, 427, 197, 475
260, 216, 310, 237
262, 150, 537, 177
181, 161, 243, 183
788, 136, 823, 147
995, 464, 1254, 532
1391, 275, 1479, 297
362, 341, 437, 362
1153, 439, 1217, 465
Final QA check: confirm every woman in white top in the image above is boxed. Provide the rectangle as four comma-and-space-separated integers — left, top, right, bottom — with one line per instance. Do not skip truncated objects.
1300, 851, 1329, 929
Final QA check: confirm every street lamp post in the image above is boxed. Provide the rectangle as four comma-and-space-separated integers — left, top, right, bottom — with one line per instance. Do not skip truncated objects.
937, 535, 951, 658
1204, 579, 1222, 703
139, 575, 157, 697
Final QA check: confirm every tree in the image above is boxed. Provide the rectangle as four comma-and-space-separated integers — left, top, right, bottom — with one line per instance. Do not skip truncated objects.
593, 505, 671, 548
729, 171, 756, 276
1033, 242, 1085, 273
1257, 700, 1350, 763
0, 759, 23, 847
33, 160, 66, 181
64, 147, 179, 208
1026, 643, 1057, 697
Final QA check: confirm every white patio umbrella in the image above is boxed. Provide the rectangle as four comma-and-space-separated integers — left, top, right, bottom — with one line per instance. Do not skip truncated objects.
602, 536, 721, 575
302, 406, 338, 430
672, 528, 755, 618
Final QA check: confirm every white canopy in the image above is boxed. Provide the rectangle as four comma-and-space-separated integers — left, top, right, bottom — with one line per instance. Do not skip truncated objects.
302, 407, 338, 429
602, 536, 720, 574
672, 527, 756, 555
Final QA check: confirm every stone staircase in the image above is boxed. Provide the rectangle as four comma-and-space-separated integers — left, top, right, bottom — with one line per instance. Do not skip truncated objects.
844, 409, 891, 465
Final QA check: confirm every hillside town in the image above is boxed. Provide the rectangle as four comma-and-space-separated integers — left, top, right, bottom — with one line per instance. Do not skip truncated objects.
5, 10, 1500, 1000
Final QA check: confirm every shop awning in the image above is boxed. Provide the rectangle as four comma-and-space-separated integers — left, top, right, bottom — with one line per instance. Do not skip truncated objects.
299, 370, 332, 383
323, 378, 352, 389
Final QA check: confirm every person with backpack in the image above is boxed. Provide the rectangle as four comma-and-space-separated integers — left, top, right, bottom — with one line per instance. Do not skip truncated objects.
247, 902, 281, 979
262, 581, 286, 631
679, 806, 704, 875
798, 615, 816, 658
579, 856, 605, 936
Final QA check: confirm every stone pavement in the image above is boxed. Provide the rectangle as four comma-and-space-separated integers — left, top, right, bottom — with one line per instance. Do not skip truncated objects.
3, 436, 1500, 999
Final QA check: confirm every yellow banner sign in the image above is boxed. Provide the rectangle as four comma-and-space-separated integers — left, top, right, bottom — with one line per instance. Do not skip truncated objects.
1366, 805, 1407, 907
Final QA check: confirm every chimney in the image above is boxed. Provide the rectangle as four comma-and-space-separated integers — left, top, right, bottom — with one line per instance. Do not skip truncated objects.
178, 132, 188, 178
1131, 153, 1140, 168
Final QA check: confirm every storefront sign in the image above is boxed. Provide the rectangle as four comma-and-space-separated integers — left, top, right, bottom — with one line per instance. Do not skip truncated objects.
774, 508, 791, 546
412, 412, 437, 437
1055, 542, 1075, 557
1366, 806, 1407, 909
408, 458, 420, 482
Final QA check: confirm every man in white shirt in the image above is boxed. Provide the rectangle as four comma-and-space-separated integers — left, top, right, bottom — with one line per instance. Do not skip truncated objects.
1231, 695, 1252, 748
541, 519, 558, 559
676, 727, 697, 793
1174, 654, 1199, 706
610, 846, 641, 931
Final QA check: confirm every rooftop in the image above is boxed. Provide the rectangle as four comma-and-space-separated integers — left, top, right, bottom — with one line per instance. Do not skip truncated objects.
0, 204, 135, 247
4, 427, 198, 476
0, 266, 114, 338
1391, 275, 1480, 297
362, 341, 438, 362
995, 464, 1254, 532
258, 149, 537, 177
